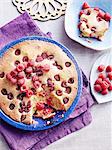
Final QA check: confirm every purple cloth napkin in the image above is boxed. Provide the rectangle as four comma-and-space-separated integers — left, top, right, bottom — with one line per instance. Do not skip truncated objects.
0, 12, 94, 150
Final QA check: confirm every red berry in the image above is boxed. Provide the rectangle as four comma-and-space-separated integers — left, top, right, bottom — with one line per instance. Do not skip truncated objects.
25, 67, 33, 74
10, 70, 18, 77
95, 78, 102, 85
10, 78, 17, 84
98, 73, 106, 80
18, 72, 24, 79
101, 81, 109, 90
77, 23, 82, 29
32, 75, 39, 82
97, 65, 105, 72
20, 85, 27, 92
6, 73, 12, 81
97, 11, 105, 19
104, 12, 111, 21
26, 90, 33, 98
41, 52, 48, 59
43, 64, 50, 72
16, 64, 25, 72
27, 60, 35, 67
36, 102, 45, 111
94, 7, 100, 11
108, 84, 112, 91
82, 2, 90, 9
104, 78, 111, 85
36, 56, 43, 62
101, 89, 108, 95
107, 72, 112, 80
17, 78, 25, 86
79, 10, 84, 17
106, 65, 112, 72
94, 84, 102, 92
33, 81, 40, 89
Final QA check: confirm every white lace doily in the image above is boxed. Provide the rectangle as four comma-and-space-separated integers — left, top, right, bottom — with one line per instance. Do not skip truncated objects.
12, 0, 68, 21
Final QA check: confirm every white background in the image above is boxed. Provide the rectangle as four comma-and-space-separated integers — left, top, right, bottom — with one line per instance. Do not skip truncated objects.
0, 0, 112, 150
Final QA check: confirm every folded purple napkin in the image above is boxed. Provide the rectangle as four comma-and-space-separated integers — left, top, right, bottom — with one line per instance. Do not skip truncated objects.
0, 12, 94, 150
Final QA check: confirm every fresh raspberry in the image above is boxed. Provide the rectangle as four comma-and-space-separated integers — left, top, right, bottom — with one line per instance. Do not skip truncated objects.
108, 84, 112, 91
97, 65, 105, 72
26, 90, 33, 98
106, 65, 112, 72
101, 89, 108, 95
36, 55, 43, 62
20, 85, 27, 92
94, 7, 100, 11
79, 10, 84, 17
107, 72, 112, 80
16, 64, 25, 72
10, 70, 18, 77
27, 59, 35, 67
98, 73, 106, 80
94, 84, 102, 92
25, 67, 33, 74
43, 64, 50, 72
95, 78, 102, 85
36, 102, 45, 111
18, 72, 24, 79
17, 78, 25, 86
104, 78, 111, 85
97, 10, 105, 19
77, 23, 82, 29
104, 12, 111, 21
82, 2, 90, 9
101, 81, 109, 90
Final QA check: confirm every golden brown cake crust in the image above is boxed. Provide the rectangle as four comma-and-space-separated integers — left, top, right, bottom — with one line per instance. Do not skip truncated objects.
0, 40, 78, 124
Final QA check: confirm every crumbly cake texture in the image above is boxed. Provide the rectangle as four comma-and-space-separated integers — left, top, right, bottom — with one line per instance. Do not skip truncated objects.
78, 2, 111, 40
0, 40, 78, 124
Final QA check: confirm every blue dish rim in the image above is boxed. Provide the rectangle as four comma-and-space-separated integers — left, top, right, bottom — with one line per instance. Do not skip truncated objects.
0, 36, 82, 131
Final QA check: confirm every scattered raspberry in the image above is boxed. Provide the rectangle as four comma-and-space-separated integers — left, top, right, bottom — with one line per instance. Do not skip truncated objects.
26, 90, 33, 98
36, 102, 45, 111
107, 72, 112, 80
106, 65, 112, 72
108, 84, 112, 91
94, 84, 102, 92
16, 64, 25, 72
101, 89, 108, 95
101, 81, 109, 90
43, 64, 50, 72
82, 2, 90, 9
97, 11, 105, 19
17, 78, 25, 86
98, 73, 106, 80
95, 78, 102, 85
104, 13, 111, 21
97, 65, 105, 72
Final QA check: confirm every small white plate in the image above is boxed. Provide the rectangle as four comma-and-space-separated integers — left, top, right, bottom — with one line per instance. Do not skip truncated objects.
90, 52, 112, 103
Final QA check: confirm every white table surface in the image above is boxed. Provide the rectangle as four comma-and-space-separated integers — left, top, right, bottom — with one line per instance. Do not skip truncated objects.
0, 1, 112, 150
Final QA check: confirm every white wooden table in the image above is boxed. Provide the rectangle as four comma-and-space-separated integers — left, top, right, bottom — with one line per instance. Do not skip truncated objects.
0, 0, 112, 150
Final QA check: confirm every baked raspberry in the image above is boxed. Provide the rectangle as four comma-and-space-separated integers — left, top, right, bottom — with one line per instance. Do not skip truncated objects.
82, 2, 90, 9
16, 64, 25, 72
107, 72, 112, 80
106, 65, 112, 72
97, 65, 105, 72
94, 84, 102, 92
61, 81, 67, 87
36, 55, 43, 62
15, 49, 21, 55
56, 90, 63, 96
20, 85, 27, 92
41, 52, 48, 59
22, 56, 29, 62
18, 72, 24, 79
10, 78, 17, 84
47, 55, 54, 60
101, 81, 109, 90
6, 73, 12, 81
15, 60, 20, 66
43, 64, 50, 72
10, 70, 18, 78
98, 73, 106, 80
104, 12, 111, 21
25, 67, 33, 74
27, 59, 35, 67
17, 78, 25, 86
32, 75, 39, 82
101, 89, 108, 95
94, 7, 100, 11
33, 80, 40, 88
65, 87, 71, 94
94, 78, 102, 85
0, 72, 5, 78
54, 74, 60, 81
26, 90, 33, 98
36, 102, 45, 111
